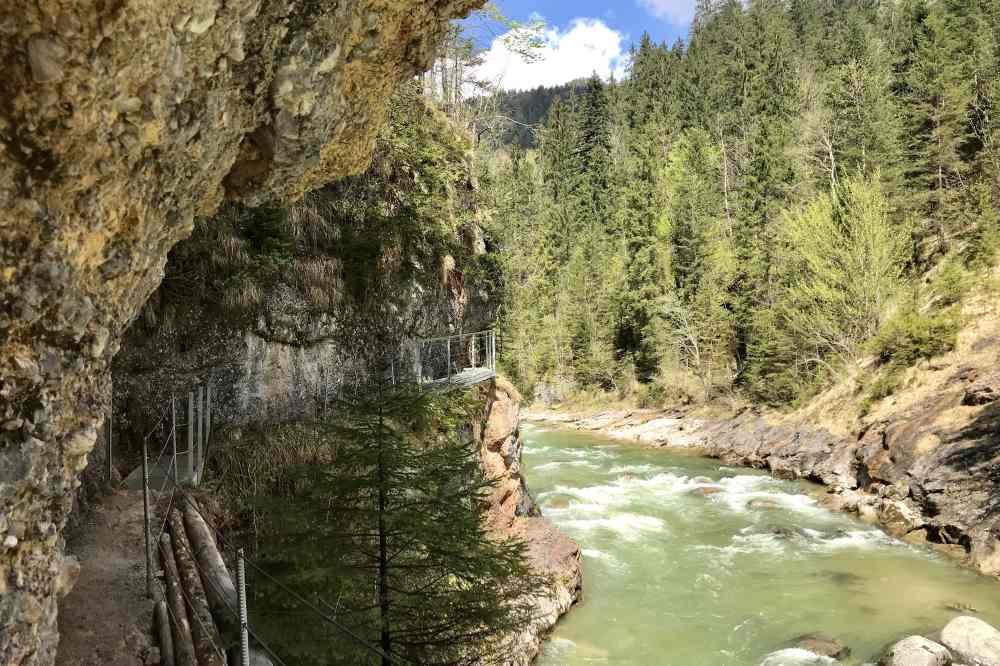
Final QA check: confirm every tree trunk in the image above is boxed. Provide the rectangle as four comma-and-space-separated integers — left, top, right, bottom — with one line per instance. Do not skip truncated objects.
155, 600, 176, 666
160, 533, 198, 666
182, 497, 239, 640
169, 508, 226, 666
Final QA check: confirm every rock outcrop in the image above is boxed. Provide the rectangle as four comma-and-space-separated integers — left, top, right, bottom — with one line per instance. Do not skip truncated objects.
477, 378, 583, 664
695, 371, 1000, 577
0, 1, 481, 662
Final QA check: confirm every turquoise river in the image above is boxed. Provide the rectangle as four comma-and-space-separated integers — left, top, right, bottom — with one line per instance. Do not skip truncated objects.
524, 423, 1000, 665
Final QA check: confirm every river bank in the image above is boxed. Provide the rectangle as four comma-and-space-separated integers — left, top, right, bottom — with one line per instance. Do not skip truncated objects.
522, 423, 1000, 665
524, 392, 1000, 581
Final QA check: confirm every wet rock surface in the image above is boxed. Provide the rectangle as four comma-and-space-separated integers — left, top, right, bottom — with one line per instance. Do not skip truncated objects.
940, 615, 1000, 665
880, 635, 952, 666
0, 1, 481, 662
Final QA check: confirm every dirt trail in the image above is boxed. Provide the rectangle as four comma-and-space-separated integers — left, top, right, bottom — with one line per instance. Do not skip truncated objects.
57, 489, 154, 665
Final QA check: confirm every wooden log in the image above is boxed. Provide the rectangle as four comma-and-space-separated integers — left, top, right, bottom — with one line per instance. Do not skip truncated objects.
182, 497, 239, 641
155, 600, 176, 666
159, 533, 198, 666
168, 508, 226, 666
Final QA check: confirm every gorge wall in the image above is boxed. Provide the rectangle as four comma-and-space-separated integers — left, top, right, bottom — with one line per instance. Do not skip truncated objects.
0, 1, 481, 662
477, 377, 583, 664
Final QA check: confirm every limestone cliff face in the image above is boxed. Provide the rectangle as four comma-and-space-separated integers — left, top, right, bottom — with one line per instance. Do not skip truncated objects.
0, 1, 481, 662
477, 378, 583, 664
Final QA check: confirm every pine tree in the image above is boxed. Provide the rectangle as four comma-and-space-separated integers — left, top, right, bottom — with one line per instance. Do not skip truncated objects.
252, 386, 544, 666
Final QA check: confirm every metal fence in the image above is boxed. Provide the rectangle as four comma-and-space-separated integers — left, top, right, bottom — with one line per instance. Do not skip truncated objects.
390, 329, 496, 385
127, 329, 497, 666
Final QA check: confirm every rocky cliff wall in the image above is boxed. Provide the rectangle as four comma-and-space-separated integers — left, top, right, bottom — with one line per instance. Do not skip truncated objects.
476, 378, 583, 664
0, 2, 480, 662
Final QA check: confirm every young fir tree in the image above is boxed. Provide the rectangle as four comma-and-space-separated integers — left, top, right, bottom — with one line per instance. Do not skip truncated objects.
251, 384, 545, 666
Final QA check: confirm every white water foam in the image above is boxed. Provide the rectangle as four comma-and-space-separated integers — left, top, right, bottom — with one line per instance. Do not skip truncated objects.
800, 527, 896, 552
561, 512, 666, 541
581, 548, 626, 570
541, 637, 578, 658
759, 648, 835, 665
533, 460, 598, 472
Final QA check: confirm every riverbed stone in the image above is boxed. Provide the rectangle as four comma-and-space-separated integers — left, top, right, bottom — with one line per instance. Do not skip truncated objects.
792, 632, 851, 659
748, 498, 782, 510
880, 636, 951, 666
941, 616, 1000, 666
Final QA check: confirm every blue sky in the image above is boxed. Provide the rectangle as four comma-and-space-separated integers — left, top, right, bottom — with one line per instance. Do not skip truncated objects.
494, 0, 691, 46
466, 1, 694, 91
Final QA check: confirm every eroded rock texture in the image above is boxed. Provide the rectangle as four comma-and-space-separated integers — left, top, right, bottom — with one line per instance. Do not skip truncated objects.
699, 369, 1000, 577
477, 378, 583, 664
0, 1, 480, 662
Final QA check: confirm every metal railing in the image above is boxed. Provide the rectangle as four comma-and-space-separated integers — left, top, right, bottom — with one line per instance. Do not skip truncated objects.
388, 329, 496, 386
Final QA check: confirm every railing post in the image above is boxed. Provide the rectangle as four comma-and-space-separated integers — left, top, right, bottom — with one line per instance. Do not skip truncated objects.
491, 330, 496, 371
171, 397, 177, 485
446, 337, 451, 380
142, 440, 153, 599
237, 549, 250, 666
187, 391, 194, 482
205, 384, 212, 451
416, 342, 423, 384
196, 386, 204, 485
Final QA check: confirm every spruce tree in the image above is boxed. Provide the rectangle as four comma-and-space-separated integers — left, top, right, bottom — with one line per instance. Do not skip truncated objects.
251, 385, 544, 666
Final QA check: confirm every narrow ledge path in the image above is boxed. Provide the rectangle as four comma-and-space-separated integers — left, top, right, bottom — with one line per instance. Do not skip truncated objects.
56, 489, 154, 666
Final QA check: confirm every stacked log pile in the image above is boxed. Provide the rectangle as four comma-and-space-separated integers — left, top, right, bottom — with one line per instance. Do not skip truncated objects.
154, 496, 269, 666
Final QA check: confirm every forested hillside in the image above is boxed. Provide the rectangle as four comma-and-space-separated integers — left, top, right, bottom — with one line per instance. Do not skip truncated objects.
484, 0, 1000, 407
491, 79, 587, 148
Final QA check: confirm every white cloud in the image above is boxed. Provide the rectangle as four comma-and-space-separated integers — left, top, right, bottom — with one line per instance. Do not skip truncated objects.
472, 18, 630, 93
638, 0, 698, 25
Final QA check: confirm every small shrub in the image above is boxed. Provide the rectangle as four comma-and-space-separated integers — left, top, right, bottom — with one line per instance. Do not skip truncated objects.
868, 307, 960, 368
928, 253, 970, 307
861, 367, 903, 414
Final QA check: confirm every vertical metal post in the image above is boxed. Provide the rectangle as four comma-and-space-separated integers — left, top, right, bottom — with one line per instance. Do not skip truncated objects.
472, 335, 478, 369
187, 391, 194, 482
446, 337, 451, 380
171, 398, 177, 485
196, 385, 204, 485
237, 549, 250, 666
416, 343, 423, 385
142, 440, 153, 599
491, 330, 496, 371
205, 384, 212, 448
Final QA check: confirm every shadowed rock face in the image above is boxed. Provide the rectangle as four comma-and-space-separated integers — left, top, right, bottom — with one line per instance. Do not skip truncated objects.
0, 1, 481, 662
699, 369, 1000, 578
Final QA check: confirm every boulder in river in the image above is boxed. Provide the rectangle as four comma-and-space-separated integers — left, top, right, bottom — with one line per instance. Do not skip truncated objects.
791, 632, 851, 659
689, 486, 725, 497
940, 615, 1000, 666
879, 636, 951, 666
747, 498, 783, 510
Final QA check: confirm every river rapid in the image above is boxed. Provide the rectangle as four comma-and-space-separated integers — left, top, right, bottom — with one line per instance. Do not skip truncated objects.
524, 424, 1000, 665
